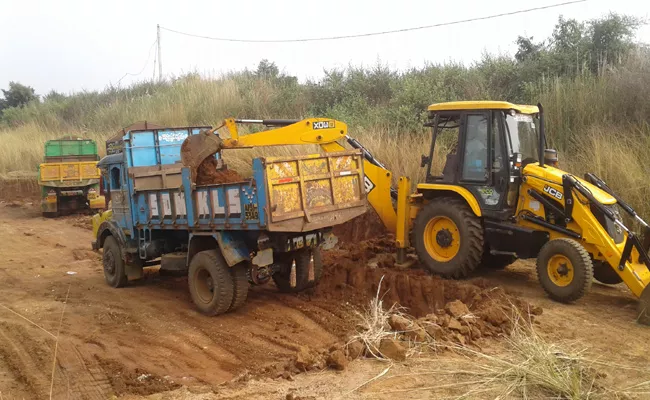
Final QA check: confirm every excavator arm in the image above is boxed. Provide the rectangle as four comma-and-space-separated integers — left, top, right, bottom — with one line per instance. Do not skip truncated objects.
181, 117, 400, 234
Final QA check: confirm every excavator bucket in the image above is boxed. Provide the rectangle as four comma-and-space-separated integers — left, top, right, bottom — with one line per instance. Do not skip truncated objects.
638, 285, 650, 325
180, 129, 223, 182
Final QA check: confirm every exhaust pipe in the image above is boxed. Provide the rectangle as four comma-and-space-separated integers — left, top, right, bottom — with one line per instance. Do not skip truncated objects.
537, 102, 545, 168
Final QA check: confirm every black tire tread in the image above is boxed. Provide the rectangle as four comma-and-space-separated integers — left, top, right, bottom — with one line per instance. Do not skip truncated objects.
103, 235, 128, 288
536, 238, 593, 303
188, 250, 234, 316
229, 263, 249, 312
273, 248, 323, 293
413, 197, 484, 279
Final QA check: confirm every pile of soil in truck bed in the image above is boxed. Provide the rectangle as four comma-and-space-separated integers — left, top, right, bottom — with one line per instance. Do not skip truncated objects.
195, 157, 244, 185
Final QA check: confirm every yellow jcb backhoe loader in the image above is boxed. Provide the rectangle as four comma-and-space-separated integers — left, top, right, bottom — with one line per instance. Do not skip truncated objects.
182, 102, 650, 324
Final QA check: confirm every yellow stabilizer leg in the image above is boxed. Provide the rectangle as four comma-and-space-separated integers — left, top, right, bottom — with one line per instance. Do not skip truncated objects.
638, 285, 650, 325
395, 176, 415, 268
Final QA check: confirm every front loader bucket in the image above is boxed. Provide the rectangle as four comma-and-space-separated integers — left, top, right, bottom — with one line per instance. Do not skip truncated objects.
180, 129, 223, 183
638, 285, 650, 325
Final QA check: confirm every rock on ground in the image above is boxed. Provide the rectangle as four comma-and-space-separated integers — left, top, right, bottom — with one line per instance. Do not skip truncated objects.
388, 314, 411, 332
379, 338, 407, 361
445, 300, 470, 318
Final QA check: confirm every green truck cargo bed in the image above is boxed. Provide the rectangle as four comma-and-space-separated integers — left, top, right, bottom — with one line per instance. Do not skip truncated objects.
44, 137, 99, 162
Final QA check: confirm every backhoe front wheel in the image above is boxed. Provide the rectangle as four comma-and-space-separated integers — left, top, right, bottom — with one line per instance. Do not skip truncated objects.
413, 198, 484, 279
536, 238, 593, 303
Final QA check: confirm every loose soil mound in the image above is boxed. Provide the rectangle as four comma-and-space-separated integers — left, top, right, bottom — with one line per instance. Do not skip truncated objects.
317, 236, 542, 337
196, 157, 244, 185
331, 208, 387, 243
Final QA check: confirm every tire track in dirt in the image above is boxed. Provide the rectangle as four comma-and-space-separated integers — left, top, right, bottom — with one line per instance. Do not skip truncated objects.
0, 206, 363, 397
0, 322, 51, 398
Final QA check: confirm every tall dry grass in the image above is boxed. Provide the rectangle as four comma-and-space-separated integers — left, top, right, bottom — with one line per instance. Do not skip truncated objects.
2, 54, 650, 217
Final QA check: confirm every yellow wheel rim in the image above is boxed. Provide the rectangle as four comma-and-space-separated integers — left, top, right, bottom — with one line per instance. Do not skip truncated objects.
547, 255, 574, 287
423, 216, 460, 262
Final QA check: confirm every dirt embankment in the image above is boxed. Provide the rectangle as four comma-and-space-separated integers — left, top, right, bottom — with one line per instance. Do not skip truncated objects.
0, 177, 40, 201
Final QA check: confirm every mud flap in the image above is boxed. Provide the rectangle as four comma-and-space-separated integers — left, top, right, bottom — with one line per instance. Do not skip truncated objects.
214, 231, 250, 267
125, 263, 144, 281
638, 285, 650, 326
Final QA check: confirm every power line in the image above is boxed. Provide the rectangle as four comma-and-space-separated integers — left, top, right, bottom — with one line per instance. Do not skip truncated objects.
116, 39, 158, 86
160, 0, 586, 44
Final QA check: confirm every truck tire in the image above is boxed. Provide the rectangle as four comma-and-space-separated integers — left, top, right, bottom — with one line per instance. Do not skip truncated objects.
592, 260, 623, 285
229, 263, 249, 312
413, 197, 483, 279
272, 248, 323, 293
536, 238, 593, 303
188, 250, 234, 316
103, 235, 128, 288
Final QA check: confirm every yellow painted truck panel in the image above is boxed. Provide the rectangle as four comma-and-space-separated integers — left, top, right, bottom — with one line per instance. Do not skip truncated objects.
263, 150, 367, 232
39, 161, 102, 182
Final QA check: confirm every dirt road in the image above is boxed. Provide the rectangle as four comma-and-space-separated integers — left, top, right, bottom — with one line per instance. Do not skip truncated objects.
0, 204, 358, 399
1, 203, 649, 399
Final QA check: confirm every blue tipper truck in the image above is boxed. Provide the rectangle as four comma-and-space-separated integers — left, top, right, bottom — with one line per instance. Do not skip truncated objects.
91, 125, 367, 315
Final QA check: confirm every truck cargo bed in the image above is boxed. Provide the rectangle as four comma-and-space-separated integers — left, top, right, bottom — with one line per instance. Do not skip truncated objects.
130, 151, 366, 232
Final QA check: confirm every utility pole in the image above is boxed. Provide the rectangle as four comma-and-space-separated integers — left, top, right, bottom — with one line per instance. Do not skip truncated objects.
157, 24, 163, 81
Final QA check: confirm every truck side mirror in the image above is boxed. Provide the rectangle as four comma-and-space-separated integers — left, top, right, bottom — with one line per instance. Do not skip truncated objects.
420, 155, 430, 168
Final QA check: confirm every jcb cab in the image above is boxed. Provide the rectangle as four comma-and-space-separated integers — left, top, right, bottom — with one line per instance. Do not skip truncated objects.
407, 101, 650, 322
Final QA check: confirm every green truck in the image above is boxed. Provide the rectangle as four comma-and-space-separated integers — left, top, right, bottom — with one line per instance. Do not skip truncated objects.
38, 136, 105, 217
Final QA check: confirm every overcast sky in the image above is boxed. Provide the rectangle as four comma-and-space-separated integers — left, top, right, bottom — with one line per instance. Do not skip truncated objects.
1, 0, 649, 96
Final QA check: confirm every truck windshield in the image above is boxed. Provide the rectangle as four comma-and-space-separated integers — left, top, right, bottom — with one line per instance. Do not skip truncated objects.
504, 112, 539, 163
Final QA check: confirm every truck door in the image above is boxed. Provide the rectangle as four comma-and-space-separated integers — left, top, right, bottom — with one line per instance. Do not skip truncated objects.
109, 164, 133, 232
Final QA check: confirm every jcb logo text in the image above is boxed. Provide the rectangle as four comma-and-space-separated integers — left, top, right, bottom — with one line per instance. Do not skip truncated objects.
543, 185, 563, 200
312, 120, 335, 130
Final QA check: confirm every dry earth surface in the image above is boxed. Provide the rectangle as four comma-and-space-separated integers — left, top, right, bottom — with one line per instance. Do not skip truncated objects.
0, 200, 649, 399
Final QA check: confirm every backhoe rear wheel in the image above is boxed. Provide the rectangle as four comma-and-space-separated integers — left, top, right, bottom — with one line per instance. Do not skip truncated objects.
536, 238, 593, 303
413, 197, 483, 279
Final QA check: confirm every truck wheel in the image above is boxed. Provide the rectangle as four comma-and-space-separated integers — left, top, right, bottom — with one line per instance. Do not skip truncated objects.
229, 263, 249, 312
482, 251, 516, 270
592, 260, 623, 285
413, 197, 483, 279
103, 236, 128, 288
188, 250, 234, 316
536, 238, 593, 303
272, 248, 323, 293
